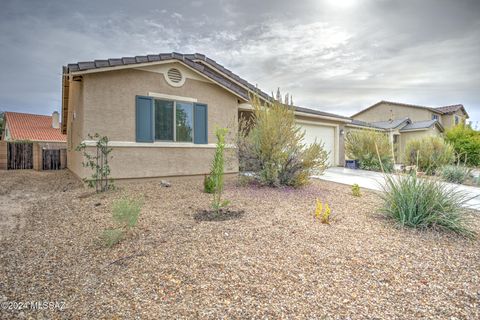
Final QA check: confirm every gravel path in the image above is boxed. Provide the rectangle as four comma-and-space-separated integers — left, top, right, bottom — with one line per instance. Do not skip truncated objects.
0, 170, 479, 319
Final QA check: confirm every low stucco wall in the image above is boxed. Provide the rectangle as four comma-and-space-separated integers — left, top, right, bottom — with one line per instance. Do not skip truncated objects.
74, 145, 238, 180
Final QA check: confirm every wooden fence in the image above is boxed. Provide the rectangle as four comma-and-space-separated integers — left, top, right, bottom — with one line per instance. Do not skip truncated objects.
0, 141, 6, 170
42, 149, 61, 170
7, 142, 33, 170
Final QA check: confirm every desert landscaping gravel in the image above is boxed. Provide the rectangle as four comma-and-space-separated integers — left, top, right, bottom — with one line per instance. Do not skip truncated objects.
0, 170, 479, 319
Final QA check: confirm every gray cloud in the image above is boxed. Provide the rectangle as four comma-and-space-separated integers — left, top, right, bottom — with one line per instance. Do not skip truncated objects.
0, 0, 479, 125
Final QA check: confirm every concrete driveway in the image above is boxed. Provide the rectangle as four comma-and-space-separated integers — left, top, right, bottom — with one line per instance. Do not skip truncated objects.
314, 167, 480, 210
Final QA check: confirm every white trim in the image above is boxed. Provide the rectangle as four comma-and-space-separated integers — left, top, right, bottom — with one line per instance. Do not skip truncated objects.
148, 92, 197, 103
81, 140, 235, 149
296, 119, 340, 166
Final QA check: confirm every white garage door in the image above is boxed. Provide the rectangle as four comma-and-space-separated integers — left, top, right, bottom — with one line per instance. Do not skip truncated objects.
298, 123, 336, 166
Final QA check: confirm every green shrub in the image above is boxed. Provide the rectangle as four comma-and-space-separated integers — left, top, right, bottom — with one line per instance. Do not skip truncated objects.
345, 129, 394, 172
439, 165, 472, 184
238, 93, 328, 187
445, 124, 480, 167
404, 136, 454, 174
112, 198, 142, 229
352, 184, 361, 197
209, 128, 230, 213
101, 229, 124, 248
203, 175, 215, 194
380, 174, 475, 237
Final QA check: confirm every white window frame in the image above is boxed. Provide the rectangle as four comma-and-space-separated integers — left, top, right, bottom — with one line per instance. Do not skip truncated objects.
153, 98, 195, 143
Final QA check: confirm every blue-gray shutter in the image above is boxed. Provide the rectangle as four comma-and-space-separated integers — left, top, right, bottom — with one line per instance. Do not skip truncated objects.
194, 103, 208, 144
135, 96, 154, 142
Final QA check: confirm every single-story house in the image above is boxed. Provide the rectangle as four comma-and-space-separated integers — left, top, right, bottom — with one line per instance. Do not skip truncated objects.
0, 111, 67, 170
347, 100, 469, 163
61, 52, 351, 180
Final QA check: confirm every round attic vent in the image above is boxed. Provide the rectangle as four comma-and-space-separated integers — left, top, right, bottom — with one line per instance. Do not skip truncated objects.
167, 68, 182, 83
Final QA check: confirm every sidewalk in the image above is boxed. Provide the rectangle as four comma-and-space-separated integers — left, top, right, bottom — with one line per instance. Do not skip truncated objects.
314, 167, 480, 210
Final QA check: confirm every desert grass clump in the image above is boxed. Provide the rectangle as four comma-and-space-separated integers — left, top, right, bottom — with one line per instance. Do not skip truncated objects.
380, 174, 475, 237
345, 129, 394, 172
101, 197, 143, 247
439, 165, 472, 184
101, 229, 124, 248
352, 184, 361, 197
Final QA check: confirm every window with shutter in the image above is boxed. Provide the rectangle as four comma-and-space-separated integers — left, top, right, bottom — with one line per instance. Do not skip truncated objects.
136, 96, 208, 144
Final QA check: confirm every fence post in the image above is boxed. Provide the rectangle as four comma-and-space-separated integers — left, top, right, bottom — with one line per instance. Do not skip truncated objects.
0, 141, 6, 170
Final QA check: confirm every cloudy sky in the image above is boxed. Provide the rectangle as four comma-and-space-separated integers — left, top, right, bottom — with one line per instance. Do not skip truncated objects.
1, 0, 479, 125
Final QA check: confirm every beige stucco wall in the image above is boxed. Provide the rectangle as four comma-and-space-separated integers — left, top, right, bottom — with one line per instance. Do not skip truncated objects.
441, 110, 467, 129
354, 102, 441, 124
66, 64, 239, 180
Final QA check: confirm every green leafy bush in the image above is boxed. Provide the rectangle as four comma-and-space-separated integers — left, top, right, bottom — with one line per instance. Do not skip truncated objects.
445, 124, 480, 167
238, 93, 328, 188
439, 165, 472, 184
345, 129, 394, 172
404, 136, 454, 174
203, 175, 215, 194
380, 174, 475, 237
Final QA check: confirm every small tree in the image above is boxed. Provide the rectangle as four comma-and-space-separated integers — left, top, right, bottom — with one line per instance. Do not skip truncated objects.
208, 128, 229, 214
76, 133, 113, 192
238, 92, 328, 187
445, 124, 480, 167
345, 129, 394, 172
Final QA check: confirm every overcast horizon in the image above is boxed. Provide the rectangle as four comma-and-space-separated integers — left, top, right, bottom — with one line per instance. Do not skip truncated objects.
1, 0, 479, 125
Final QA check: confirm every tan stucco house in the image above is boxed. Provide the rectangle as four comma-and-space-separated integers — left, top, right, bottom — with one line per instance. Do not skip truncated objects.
347, 101, 469, 163
0, 111, 67, 170
61, 52, 350, 180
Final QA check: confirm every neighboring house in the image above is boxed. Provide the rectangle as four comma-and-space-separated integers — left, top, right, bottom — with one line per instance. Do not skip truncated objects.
0, 111, 67, 170
347, 101, 469, 163
62, 52, 350, 181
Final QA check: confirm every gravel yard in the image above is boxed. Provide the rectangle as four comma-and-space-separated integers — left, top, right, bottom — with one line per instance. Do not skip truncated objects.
0, 170, 479, 319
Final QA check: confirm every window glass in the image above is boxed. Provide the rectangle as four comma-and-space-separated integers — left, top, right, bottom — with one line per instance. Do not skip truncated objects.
176, 102, 194, 142
155, 100, 174, 141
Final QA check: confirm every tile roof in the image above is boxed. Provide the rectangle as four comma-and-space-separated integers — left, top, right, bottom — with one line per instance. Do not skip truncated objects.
349, 119, 387, 130
435, 104, 468, 117
352, 100, 442, 118
4, 112, 66, 142
370, 117, 411, 129
400, 119, 443, 132
64, 52, 349, 121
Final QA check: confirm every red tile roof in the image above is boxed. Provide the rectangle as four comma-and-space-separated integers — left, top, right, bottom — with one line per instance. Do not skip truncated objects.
4, 112, 66, 142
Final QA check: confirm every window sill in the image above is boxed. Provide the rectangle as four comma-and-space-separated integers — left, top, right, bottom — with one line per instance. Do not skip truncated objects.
82, 140, 235, 149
